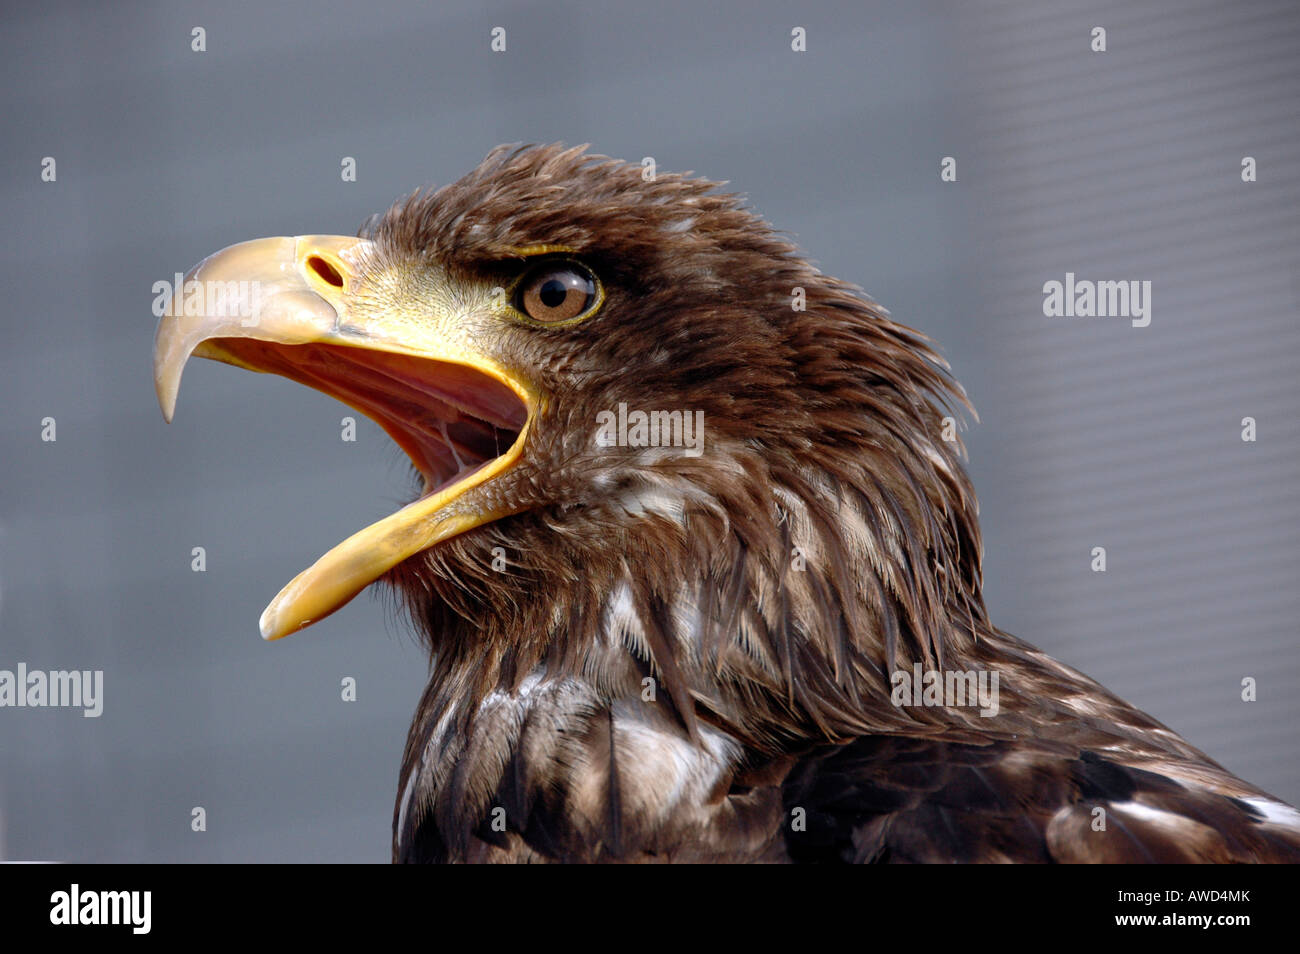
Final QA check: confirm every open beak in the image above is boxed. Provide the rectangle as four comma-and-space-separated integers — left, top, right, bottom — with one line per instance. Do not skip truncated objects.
153, 236, 533, 640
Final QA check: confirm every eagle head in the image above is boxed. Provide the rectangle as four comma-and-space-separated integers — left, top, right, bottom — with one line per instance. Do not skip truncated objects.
156, 143, 981, 740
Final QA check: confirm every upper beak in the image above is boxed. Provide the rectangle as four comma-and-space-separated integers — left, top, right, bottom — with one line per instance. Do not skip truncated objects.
153, 236, 533, 641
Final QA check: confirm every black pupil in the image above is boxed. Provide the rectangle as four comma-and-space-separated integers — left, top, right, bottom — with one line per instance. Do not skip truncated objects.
539, 278, 569, 308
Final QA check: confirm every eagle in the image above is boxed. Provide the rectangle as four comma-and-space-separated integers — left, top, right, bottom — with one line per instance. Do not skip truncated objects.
153, 143, 1300, 863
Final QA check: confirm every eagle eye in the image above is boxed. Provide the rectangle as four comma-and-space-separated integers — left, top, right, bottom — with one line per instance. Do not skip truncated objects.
515, 262, 598, 323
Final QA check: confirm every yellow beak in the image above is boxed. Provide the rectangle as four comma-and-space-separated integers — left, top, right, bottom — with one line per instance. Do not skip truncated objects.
153, 236, 533, 641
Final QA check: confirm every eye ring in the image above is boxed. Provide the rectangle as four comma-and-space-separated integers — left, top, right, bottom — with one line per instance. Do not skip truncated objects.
512, 260, 601, 325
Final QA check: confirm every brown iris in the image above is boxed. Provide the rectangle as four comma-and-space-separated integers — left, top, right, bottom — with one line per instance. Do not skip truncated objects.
517, 263, 597, 323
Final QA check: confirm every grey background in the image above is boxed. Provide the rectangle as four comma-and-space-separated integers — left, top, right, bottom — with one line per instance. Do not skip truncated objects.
1, 0, 1296, 861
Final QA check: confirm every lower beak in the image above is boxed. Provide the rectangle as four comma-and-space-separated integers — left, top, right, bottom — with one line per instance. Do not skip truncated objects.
153, 236, 533, 640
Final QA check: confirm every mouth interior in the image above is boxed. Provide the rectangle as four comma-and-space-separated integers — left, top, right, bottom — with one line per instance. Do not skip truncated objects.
207, 340, 528, 497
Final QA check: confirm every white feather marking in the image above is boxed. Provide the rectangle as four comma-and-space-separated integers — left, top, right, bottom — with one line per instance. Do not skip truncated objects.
614, 486, 685, 521
602, 579, 646, 652
1243, 797, 1300, 830
609, 702, 739, 822
1111, 801, 1188, 828
396, 763, 420, 841
480, 671, 545, 711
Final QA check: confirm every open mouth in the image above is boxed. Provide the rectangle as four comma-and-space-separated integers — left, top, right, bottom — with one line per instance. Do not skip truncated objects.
153, 233, 539, 641
202, 340, 528, 499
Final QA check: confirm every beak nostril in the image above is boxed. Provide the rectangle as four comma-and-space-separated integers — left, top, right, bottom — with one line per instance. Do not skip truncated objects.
307, 255, 344, 288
